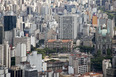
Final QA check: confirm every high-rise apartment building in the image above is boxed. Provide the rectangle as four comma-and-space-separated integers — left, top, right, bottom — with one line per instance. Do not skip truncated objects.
15, 43, 27, 65
4, 41, 11, 68
59, 14, 79, 40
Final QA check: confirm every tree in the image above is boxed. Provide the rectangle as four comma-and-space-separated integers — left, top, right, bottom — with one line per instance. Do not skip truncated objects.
91, 50, 112, 72
31, 45, 36, 51
78, 46, 94, 53
97, 50, 101, 56
107, 49, 112, 55
36, 49, 46, 59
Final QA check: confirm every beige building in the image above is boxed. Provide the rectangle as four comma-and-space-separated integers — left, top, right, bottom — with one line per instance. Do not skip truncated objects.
13, 37, 31, 51
45, 39, 73, 52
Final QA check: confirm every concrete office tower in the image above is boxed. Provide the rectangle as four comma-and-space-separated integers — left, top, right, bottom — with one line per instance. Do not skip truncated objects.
0, 24, 4, 44
4, 41, 11, 68
0, 66, 10, 77
31, 35, 36, 47
30, 24, 36, 34
27, 51, 42, 72
59, 14, 79, 41
0, 45, 4, 65
102, 59, 111, 77
15, 43, 27, 65
14, 37, 31, 51
4, 28, 16, 45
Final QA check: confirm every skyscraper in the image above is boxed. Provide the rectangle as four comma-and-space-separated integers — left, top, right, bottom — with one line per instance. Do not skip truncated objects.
4, 16, 17, 31
59, 14, 79, 40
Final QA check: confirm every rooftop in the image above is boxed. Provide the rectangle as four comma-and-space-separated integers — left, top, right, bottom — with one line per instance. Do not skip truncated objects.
47, 39, 72, 43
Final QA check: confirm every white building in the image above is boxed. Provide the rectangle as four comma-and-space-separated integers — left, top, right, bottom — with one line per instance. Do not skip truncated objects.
15, 43, 27, 65
30, 24, 37, 34
31, 35, 36, 47
0, 66, 10, 77
102, 59, 111, 77
4, 41, 11, 68
27, 51, 42, 72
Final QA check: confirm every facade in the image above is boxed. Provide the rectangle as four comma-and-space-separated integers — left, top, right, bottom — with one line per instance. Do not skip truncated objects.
9, 66, 23, 77
25, 69, 38, 77
39, 69, 62, 77
69, 51, 91, 74
102, 59, 111, 77
59, 14, 79, 40
92, 15, 98, 27
4, 28, 16, 45
4, 41, 11, 68
0, 41, 11, 68
81, 72, 103, 77
103, 56, 116, 77
13, 37, 31, 51
0, 24, 4, 44
15, 43, 27, 65
106, 68, 116, 77
31, 35, 36, 47
0, 66, 10, 77
45, 39, 73, 52
46, 60, 68, 71
112, 56, 116, 68
112, 37, 116, 55
95, 19, 112, 55
27, 51, 42, 72
0, 45, 4, 65
4, 16, 17, 31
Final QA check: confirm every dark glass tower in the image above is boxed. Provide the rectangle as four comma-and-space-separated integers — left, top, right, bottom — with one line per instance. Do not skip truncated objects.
4, 16, 17, 31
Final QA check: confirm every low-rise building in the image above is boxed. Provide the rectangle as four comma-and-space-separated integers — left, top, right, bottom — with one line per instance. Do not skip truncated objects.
69, 51, 91, 74
45, 39, 73, 52
46, 60, 68, 71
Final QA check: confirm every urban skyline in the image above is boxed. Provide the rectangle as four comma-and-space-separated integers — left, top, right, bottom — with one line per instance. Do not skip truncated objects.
0, 0, 116, 77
